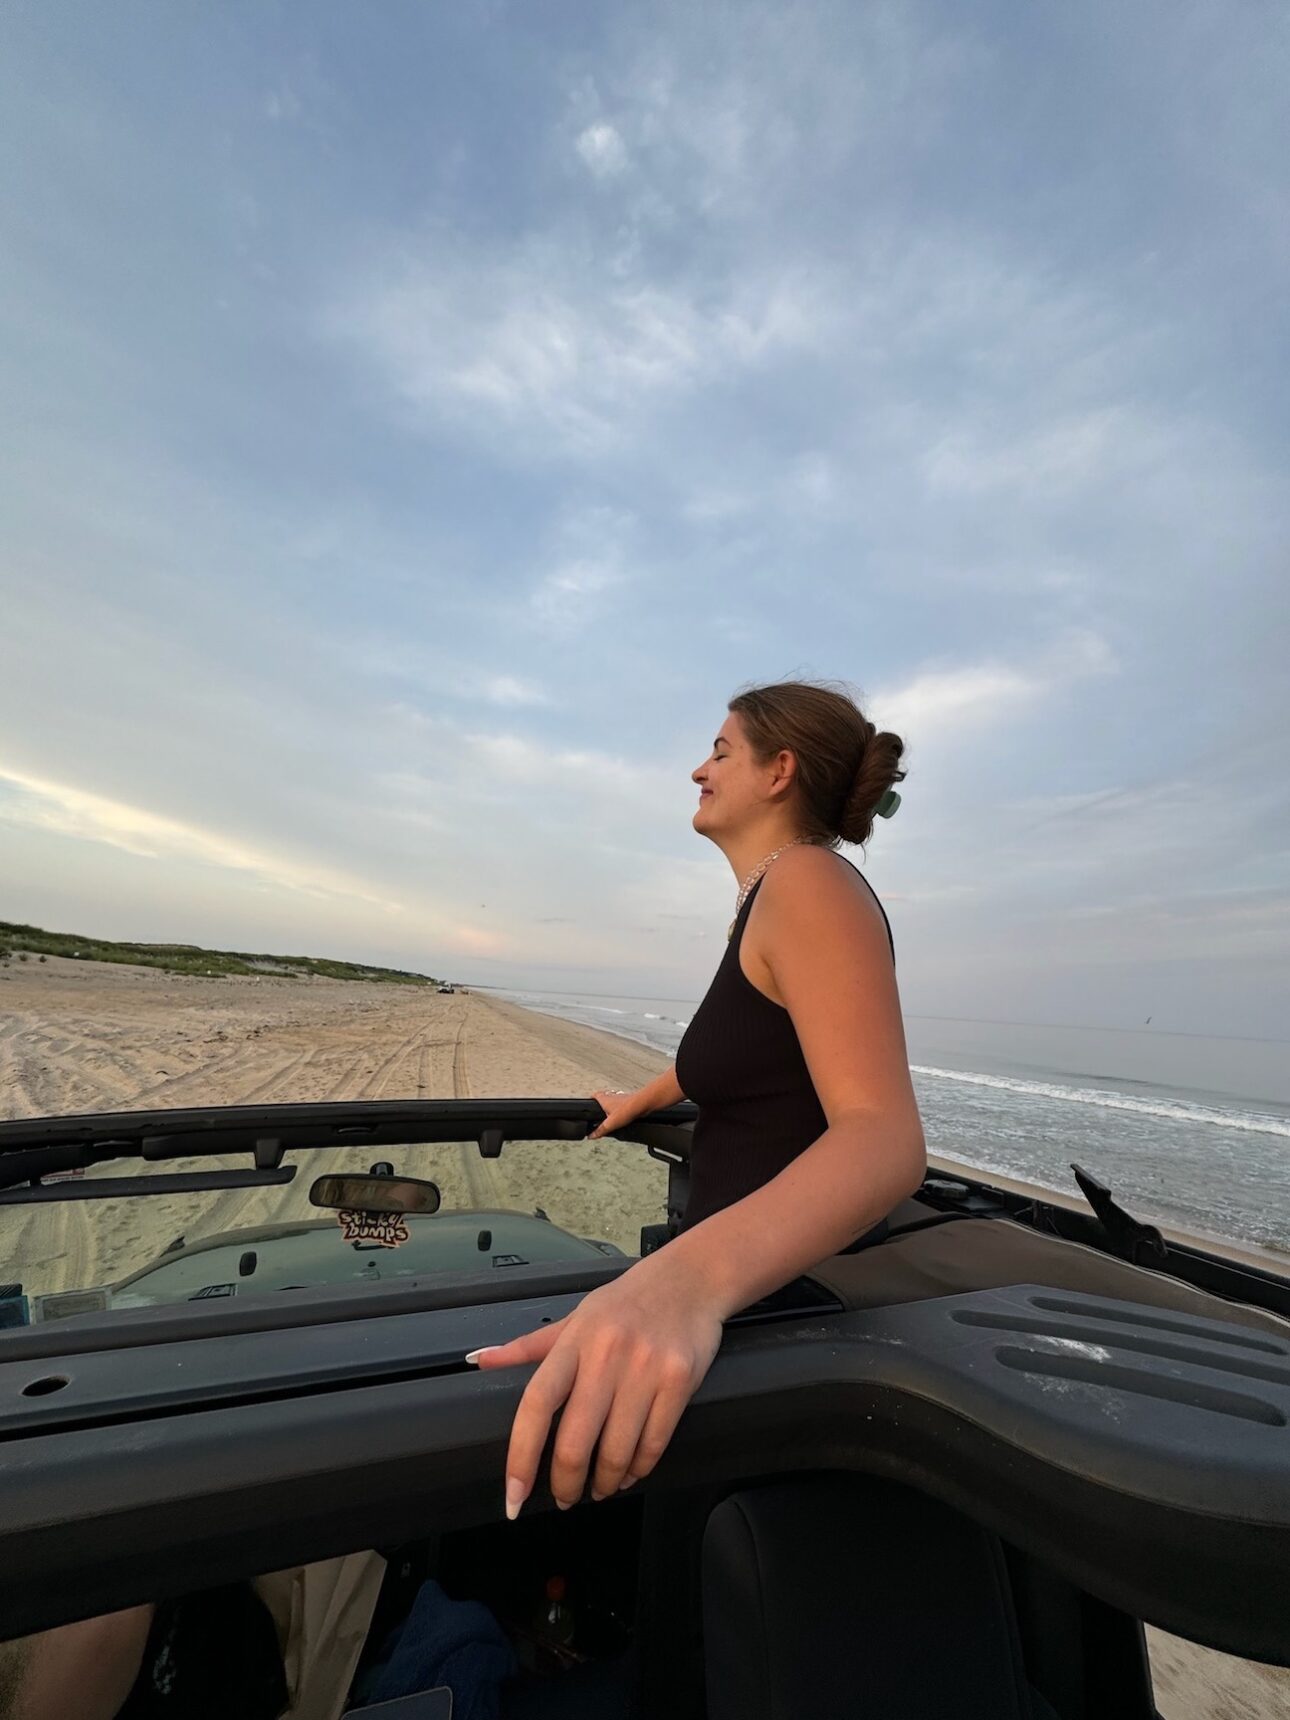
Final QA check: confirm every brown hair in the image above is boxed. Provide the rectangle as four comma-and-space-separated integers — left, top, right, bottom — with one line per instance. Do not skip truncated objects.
728, 676, 907, 850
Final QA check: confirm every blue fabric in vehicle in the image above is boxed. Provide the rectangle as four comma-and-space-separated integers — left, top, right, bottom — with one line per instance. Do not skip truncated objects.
351, 1578, 518, 1720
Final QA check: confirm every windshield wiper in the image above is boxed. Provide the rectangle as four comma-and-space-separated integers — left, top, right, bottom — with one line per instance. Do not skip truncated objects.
0, 1167, 297, 1205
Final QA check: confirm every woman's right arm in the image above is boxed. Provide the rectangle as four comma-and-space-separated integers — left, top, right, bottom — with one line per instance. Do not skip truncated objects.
633, 1062, 686, 1112
588, 1064, 687, 1139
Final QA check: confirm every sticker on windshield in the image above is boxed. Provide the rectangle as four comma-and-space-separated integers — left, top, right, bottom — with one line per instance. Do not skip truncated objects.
337, 1209, 410, 1248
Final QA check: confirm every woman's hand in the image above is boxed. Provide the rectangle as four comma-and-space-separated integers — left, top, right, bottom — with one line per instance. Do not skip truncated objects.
466, 1253, 725, 1519
586, 1088, 643, 1139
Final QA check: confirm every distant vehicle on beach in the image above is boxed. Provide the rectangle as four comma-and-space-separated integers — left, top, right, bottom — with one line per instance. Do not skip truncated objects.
437, 983, 456, 994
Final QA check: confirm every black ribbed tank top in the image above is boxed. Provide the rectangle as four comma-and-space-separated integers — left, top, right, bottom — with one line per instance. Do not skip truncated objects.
673, 852, 895, 1233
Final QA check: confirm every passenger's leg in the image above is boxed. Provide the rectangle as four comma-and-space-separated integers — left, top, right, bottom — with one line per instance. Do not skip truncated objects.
0, 1607, 154, 1720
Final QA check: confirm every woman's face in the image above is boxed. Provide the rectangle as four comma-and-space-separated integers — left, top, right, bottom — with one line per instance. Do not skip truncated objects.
691, 712, 804, 839
691, 712, 766, 829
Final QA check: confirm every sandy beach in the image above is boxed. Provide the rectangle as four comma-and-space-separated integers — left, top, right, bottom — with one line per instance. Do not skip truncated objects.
1, 954, 1285, 1716
0, 957, 675, 1296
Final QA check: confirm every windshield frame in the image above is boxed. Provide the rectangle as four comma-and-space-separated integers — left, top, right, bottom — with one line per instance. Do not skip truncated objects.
0, 1096, 699, 1192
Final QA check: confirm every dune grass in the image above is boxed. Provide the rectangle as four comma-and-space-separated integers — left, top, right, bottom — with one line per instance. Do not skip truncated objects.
0, 920, 438, 985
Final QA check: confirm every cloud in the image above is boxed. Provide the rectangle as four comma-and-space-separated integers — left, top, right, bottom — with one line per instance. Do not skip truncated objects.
327, 233, 836, 456
682, 489, 752, 523
0, 761, 402, 912
343, 636, 559, 708
377, 704, 684, 837
576, 121, 627, 178
528, 556, 627, 634
476, 674, 553, 706
517, 503, 638, 636
4, 0, 1287, 1025
876, 630, 1119, 748
922, 406, 1173, 500
263, 85, 302, 123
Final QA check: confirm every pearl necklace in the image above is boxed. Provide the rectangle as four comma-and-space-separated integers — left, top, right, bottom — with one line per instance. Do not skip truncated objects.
727, 836, 817, 942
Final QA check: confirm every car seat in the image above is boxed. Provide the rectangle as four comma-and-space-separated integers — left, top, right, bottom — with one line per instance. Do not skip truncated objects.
700, 1474, 1115, 1719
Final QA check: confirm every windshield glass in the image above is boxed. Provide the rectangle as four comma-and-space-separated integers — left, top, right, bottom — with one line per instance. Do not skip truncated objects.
2, 1131, 667, 1326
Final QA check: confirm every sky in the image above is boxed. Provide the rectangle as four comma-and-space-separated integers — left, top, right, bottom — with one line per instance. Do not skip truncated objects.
1, 1, 1287, 1038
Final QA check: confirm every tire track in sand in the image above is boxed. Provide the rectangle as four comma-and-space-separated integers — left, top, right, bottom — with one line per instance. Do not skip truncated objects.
362, 1030, 427, 1101
125, 1041, 282, 1107
177, 1048, 328, 1239
452, 1012, 501, 1209
181, 1024, 431, 1240
235, 1047, 318, 1105
0, 1018, 145, 1120
319, 1045, 382, 1102
2, 1201, 94, 1305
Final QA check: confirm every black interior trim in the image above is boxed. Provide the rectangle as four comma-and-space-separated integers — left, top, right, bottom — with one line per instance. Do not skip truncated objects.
1, 1282, 1286, 1665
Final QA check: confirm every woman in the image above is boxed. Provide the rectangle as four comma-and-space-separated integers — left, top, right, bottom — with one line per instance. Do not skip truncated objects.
467, 677, 927, 1521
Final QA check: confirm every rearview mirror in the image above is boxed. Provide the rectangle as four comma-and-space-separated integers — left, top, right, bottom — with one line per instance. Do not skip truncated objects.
309, 1174, 441, 1215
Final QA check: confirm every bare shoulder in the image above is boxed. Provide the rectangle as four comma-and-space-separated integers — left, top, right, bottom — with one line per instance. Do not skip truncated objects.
762, 844, 886, 930
742, 846, 890, 1007
746, 844, 920, 1132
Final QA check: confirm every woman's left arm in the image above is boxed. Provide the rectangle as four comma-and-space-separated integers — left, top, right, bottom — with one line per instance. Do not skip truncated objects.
468, 847, 927, 1519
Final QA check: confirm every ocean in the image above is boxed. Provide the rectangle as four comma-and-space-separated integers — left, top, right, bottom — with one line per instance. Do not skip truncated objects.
476, 985, 1290, 1256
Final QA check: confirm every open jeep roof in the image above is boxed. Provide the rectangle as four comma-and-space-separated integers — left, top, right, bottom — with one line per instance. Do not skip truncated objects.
0, 1099, 1287, 1666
